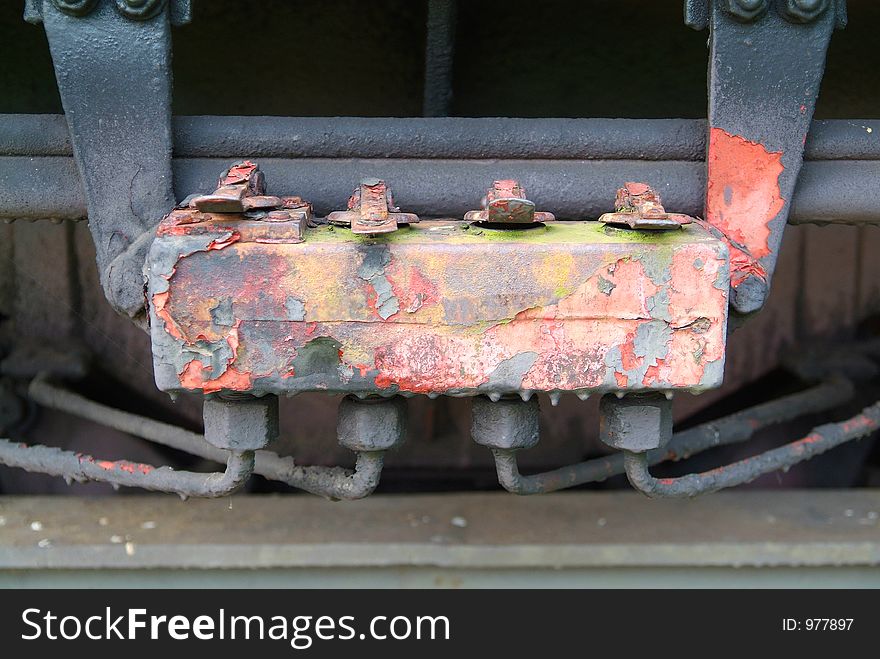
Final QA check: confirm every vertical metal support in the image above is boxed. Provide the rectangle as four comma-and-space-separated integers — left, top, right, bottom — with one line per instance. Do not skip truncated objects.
24, 0, 190, 320
686, 0, 845, 314
423, 0, 457, 117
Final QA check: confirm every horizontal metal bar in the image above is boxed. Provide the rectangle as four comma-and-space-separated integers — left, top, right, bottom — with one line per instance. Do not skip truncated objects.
3, 115, 878, 161
2, 154, 877, 224
1, 492, 879, 572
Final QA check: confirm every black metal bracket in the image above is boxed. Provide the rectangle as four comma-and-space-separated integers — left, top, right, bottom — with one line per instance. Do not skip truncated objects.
23, 0, 190, 323
685, 0, 845, 314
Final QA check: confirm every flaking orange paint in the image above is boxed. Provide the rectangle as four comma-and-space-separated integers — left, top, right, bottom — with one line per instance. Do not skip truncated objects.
706, 128, 785, 287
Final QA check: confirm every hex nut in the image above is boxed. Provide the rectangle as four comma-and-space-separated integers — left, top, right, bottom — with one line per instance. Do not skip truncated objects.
599, 393, 672, 453
337, 396, 407, 452
779, 0, 829, 23
203, 395, 279, 451
724, 0, 768, 22
471, 395, 540, 451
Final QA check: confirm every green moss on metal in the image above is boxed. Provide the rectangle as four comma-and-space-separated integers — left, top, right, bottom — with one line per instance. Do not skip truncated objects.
303, 221, 712, 247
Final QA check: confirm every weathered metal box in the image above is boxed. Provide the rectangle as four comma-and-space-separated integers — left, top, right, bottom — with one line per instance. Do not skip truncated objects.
146, 215, 729, 398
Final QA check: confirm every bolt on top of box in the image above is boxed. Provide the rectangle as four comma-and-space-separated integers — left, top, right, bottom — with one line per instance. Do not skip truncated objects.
146, 161, 729, 400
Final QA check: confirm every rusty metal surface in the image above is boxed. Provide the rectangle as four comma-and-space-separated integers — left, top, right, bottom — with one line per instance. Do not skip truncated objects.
147, 217, 729, 398
327, 179, 419, 235
464, 180, 554, 225
1, 491, 879, 572
599, 182, 693, 231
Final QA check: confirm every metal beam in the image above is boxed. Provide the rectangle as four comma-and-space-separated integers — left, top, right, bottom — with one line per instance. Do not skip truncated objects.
423, 0, 457, 117
0, 492, 878, 587
2, 116, 878, 224
5, 114, 879, 161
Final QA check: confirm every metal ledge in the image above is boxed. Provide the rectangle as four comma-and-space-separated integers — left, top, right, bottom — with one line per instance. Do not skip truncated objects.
1, 492, 878, 577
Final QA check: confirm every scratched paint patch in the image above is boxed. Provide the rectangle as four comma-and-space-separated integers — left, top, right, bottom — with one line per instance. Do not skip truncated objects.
706, 128, 784, 286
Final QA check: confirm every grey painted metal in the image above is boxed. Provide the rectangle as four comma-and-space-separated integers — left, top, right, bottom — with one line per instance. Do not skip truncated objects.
203, 395, 279, 452
694, 0, 842, 313
488, 377, 853, 495
624, 397, 880, 498
25, 377, 399, 500
0, 438, 254, 497
337, 396, 407, 452
599, 393, 672, 452
423, 0, 457, 117
471, 396, 540, 451
7, 115, 880, 163
27, 0, 176, 319
2, 118, 879, 224
1, 492, 879, 579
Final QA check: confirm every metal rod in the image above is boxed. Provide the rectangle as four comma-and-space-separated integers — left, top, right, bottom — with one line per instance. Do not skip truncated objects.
3, 115, 877, 161
623, 400, 880, 498
489, 377, 854, 494
423, 0, 457, 117
26, 377, 386, 500
6, 155, 879, 224
264, 451, 386, 501
0, 438, 254, 498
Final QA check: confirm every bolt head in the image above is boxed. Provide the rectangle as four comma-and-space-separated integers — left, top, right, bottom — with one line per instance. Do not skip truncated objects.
471, 395, 540, 451
780, 0, 830, 23
203, 395, 279, 451
337, 396, 407, 452
724, 0, 768, 22
599, 393, 672, 453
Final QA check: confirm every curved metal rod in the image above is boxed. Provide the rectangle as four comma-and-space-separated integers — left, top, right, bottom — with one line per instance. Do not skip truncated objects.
0, 438, 254, 498
263, 451, 385, 501
623, 400, 880, 498
26, 377, 384, 500
489, 377, 854, 494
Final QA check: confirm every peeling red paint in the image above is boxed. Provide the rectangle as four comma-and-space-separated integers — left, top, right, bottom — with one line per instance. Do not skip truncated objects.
643, 362, 663, 387
619, 332, 642, 371
179, 360, 253, 393
152, 291, 186, 341
151, 221, 728, 395
82, 457, 153, 475
387, 265, 440, 315
206, 234, 240, 251
706, 128, 785, 287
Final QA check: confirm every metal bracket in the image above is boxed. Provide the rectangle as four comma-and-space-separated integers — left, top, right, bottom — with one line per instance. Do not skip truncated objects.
686, 0, 845, 314
23, 0, 187, 322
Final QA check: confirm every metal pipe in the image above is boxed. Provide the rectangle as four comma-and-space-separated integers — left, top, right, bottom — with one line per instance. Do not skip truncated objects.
3, 115, 877, 161
26, 377, 392, 500
488, 377, 854, 494
3, 154, 877, 224
0, 438, 254, 498
262, 451, 386, 501
623, 400, 880, 497
423, 0, 457, 117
